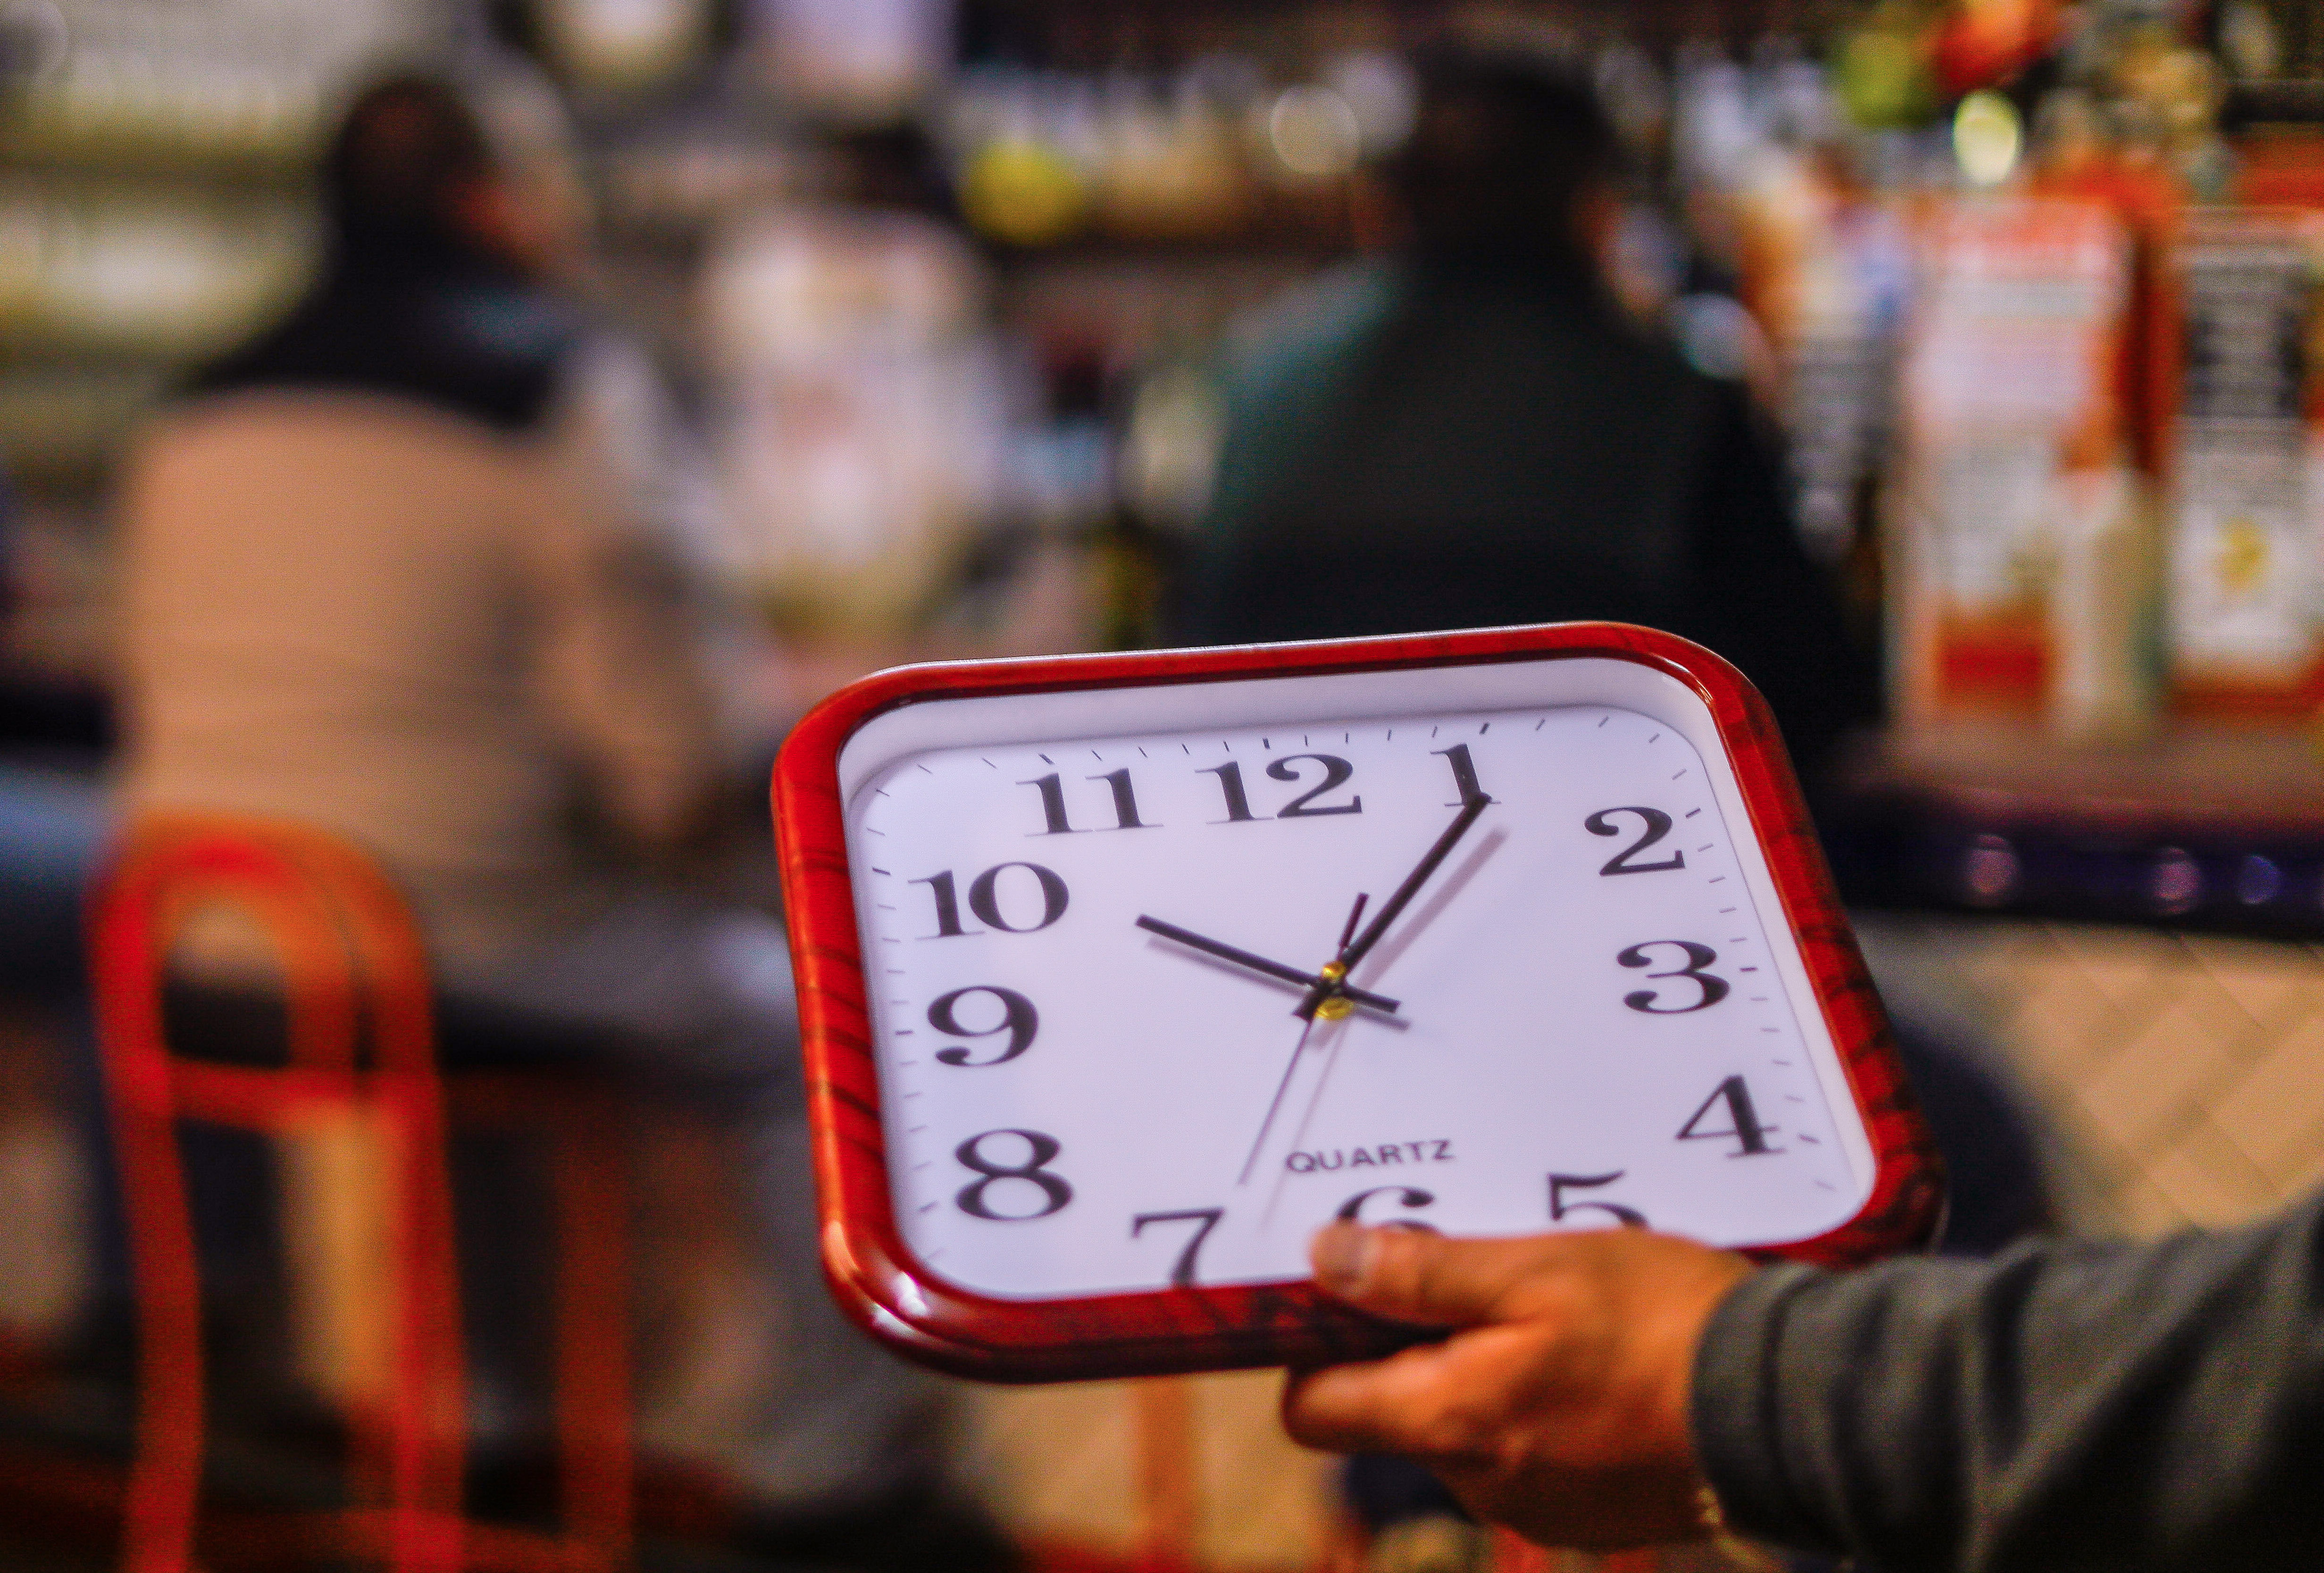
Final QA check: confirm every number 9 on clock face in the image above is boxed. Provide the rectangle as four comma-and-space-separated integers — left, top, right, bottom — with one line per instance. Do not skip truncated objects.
774, 625, 1940, 1381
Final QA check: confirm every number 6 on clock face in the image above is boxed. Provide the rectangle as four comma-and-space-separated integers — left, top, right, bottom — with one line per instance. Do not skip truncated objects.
774, 623, 1942, 1382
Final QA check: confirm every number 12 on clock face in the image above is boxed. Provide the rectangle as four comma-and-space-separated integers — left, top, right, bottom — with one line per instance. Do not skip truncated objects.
778, 629, 1939, 1378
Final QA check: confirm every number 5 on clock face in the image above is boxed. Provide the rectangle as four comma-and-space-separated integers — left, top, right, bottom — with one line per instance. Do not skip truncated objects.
775, 624, 1941, 1381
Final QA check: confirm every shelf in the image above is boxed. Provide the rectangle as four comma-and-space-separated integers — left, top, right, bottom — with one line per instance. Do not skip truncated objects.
1827, 722, 2324, 937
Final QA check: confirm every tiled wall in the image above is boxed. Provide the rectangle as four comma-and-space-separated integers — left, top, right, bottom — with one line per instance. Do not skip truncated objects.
1856, 915, 2324, 1238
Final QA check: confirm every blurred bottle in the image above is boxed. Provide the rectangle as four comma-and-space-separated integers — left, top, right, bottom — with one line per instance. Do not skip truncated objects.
1093, 73, 1248, 242
746, 0, 954, 125
2050, 465, 2160, 743
699, 207, 1006, 641
533, 0, 717, 101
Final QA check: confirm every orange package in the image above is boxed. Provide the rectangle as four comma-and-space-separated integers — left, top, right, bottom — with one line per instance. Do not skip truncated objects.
1889, 195, 2138, 726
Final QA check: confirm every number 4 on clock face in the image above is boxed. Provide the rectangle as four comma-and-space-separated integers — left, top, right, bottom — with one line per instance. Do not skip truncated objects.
776, 625, 1941, 1381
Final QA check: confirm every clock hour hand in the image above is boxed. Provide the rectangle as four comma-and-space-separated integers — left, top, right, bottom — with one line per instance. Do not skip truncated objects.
1296, 795, 1490, 1020
1136, 916, 1401, 1015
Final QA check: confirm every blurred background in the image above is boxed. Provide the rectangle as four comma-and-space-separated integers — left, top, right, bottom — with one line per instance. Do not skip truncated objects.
3, 0, 2324, 1571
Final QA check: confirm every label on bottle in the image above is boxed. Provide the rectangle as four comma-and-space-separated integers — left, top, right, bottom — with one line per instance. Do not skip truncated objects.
2167, 208, 2324, 714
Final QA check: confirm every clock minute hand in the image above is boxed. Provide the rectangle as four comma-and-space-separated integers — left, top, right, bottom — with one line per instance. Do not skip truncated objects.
1295, 794, 1490, 1021
1135, 916, 1401, 1014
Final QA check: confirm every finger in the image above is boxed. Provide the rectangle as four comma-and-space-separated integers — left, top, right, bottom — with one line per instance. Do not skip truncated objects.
1281, 1342, 1477, 1458
1312, 1222, 1578, 1328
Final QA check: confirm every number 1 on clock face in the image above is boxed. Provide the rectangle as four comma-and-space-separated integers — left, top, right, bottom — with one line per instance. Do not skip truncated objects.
846, 704, 1870, 1301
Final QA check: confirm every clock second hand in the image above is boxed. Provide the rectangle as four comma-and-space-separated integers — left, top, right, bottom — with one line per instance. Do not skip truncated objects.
1238, 894, 1368, 1187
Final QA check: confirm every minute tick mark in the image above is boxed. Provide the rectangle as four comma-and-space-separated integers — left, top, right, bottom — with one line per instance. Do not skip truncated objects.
1685, 808, 1702, 818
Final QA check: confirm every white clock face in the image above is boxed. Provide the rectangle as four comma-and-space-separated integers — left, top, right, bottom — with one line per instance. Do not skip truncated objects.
838, 657, 1875, 1300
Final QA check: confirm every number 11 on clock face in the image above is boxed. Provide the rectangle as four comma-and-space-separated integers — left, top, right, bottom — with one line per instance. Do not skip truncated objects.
844, 697, 1876, 1303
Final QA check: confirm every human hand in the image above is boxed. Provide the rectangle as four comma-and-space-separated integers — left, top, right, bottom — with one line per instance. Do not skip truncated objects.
1281, 1222, 1753, 1550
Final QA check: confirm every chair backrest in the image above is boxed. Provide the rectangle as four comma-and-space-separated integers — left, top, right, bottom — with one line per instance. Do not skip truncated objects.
91, 814, 466, 1573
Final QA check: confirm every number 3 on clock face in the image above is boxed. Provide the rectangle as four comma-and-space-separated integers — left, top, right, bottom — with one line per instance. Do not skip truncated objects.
774, 624, 1941, 1382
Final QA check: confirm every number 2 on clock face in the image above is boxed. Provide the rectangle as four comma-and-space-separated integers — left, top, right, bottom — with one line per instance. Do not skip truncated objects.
845, 701, 1873, 1302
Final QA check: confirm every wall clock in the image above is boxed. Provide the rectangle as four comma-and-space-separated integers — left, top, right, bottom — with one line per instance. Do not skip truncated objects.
773, 623, 1940, 1382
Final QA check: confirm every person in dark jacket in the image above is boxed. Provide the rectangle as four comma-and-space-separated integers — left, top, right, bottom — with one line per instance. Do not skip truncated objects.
1170, 42, 1873, 778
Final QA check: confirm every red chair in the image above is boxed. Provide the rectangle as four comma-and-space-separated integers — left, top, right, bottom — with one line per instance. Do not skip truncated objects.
91, 816, 633, 1573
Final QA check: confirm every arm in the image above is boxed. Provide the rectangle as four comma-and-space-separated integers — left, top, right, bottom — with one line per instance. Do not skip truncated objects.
1284, 1197, 2324, 1571
1697, 1193, 2324, 1572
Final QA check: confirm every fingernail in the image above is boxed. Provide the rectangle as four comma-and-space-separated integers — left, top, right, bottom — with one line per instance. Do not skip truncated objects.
1312, 1223, 1373, 1294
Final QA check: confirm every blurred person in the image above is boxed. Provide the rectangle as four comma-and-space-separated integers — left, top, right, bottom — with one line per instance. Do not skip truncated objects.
1170, 40, 1872, 776
1170, 43, 2048, 1564
1284, 1207, 2324, 1571
112, 71, 989, 1568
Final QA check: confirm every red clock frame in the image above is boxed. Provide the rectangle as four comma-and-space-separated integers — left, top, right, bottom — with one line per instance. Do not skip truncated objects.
773, 623, 1943, 1383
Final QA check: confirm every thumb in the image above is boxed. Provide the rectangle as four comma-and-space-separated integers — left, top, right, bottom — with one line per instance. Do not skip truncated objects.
1311, 1222, 1571, 1329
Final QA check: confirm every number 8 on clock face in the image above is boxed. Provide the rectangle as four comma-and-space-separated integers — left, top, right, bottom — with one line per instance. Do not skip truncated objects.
774, 624, 1941, 1382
